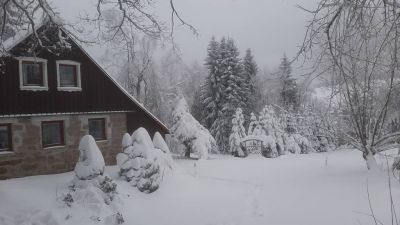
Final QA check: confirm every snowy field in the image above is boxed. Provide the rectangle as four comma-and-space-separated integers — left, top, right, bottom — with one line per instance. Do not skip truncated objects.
1, 149, 400, 225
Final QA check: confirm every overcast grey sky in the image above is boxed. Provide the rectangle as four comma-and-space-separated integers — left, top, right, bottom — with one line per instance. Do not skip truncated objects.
52, 0, 317, 71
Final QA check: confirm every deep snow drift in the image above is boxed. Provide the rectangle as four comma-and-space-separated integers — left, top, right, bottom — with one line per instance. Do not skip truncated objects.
0, 150, 399, 225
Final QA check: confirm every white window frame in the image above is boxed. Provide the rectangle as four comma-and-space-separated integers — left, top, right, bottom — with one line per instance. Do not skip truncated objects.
17, 57, 48, 91
56, 60, 82, 92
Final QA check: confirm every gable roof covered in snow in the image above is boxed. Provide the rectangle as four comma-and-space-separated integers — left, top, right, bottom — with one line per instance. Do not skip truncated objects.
0, 21, 169, 134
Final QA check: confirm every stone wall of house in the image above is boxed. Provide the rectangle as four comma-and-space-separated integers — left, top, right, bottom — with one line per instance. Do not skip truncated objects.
0, 113, 127, 179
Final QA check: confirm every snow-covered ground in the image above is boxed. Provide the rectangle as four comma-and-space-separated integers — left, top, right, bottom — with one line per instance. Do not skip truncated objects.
1, 149, 399, 225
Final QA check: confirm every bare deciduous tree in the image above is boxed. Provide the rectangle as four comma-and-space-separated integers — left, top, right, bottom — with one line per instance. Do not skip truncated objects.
299, 0, 400, 169
0, 0, 196, 57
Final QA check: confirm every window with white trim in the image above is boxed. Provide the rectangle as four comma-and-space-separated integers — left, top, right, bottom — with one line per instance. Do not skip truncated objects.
56, 60, 81, 91
18, 57, 48, 91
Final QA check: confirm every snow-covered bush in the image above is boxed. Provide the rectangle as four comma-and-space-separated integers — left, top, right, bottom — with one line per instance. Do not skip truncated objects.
153, 132, 175, 169
117, 128, 174, 193
171, 98, 218, 159
293, 133, 314, 154
284, 134, 301, 154
260, 135, 278, 158
74, 135, 105, 180
64, 135, 123, 224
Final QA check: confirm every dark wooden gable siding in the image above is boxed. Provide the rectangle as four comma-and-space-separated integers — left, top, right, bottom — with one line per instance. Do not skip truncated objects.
0, 24, 169, 135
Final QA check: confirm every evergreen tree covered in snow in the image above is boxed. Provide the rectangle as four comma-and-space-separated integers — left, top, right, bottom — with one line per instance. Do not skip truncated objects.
229, 108, 247, 157
171, 98, 218, 159
210, 38, 247, 152
242, 48, 258, 117
202, 36, 222, 130
191, 87, 205, 124
248, 112, 258, 135
258, 105, 286, 155
279, 54, 299, 111
202, 37, 257, 152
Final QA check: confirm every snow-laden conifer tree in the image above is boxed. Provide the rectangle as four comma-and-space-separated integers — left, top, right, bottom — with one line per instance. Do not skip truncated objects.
279, 54, 299, 111
171, 98, 218, 159
248, 112, 258, 135
202, 37, 222, 130
258, 105, 286, 155
210, 38, 247, 152
242, 49, 258, 117
229, 108, 247, 157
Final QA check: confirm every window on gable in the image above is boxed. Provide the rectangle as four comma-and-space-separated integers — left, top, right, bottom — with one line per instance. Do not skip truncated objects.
22, 61, 43, 86
18, 57, 48, 91
59, 64, 77, 87
57, 60, 81, 91
88, 118, 106, 141
0, 124, 12, 152
42, 121, 64, 148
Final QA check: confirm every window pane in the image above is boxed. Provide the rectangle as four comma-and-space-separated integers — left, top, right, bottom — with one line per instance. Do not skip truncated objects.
22, 62, 43, 86
89, 119, 106, 140
59, 65, 77, 87
42, 122, 63, 147
0, 125, 10, 151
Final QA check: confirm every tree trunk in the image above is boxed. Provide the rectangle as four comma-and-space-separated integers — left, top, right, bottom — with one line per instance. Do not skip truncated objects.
183, 141, 191, 158
364, 148, 378, 170
185, 148, 191, 158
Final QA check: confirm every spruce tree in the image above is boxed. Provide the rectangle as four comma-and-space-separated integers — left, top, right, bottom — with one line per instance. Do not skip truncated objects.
214, 38, 246, 152
242, 49, 258, 117
279, 54, 299, 112
202, 36, 221, 129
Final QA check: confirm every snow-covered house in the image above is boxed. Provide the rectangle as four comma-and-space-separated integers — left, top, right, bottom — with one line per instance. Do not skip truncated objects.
0, 22, 169, 179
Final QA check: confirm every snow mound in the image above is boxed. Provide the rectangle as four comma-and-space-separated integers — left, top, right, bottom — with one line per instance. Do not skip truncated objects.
74, 135, 105, 180
15, 210, 59, 225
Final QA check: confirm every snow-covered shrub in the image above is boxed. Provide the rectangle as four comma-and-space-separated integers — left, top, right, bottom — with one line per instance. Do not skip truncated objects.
284, 134, 301, 154
117, 129, 161, 193
171, 98, 218, 159
260, 135, 278, 158
153, 132, 175, 169
117, 128, 174, 193
293, 133, 313, 154
74, 135, 105, 180
64, 135, 123, 224
316, 136, 329, 152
